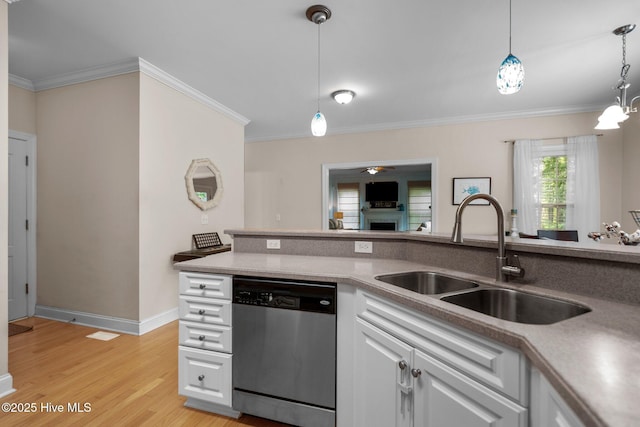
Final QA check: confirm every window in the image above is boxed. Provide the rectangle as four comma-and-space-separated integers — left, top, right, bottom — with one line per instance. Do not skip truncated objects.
539, 155, 567, 230
513, 135, 599, 237
337, 183, 360, 229
407, 181, 431, 231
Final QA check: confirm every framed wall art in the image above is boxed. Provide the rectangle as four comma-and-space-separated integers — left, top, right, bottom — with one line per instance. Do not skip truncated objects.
452, 177, 491, 205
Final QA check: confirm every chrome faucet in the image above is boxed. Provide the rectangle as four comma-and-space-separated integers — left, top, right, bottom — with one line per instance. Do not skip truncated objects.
451, 193, 524, 282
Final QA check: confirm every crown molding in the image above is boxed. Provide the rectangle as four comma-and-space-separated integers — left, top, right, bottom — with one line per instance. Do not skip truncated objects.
9, 73, 34, 91
10, 57, 250, 126
138, 58, 249, 125
245, 104, 602, 143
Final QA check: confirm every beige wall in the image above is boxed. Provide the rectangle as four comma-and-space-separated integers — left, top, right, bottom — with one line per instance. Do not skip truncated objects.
138, 74, 245, 320
7, 69, 246, 327
622, 115, 640, 232
245, 112, 622, 235
36, 74, 141, 319
0, 1, 8, 378
8, 85, 36, 135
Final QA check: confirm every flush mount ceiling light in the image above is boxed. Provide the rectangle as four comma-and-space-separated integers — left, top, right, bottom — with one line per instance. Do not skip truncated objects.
496, 0, 524, 95
332, 89, 356, 104
307, 5, 331, 137
360, 166, 396, 175
595, 24, 639, 130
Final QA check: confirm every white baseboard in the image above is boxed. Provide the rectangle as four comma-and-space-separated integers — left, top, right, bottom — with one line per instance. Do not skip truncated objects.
184, 397, 241, 419
0, 373, 15, 399
34, 305, 178, 336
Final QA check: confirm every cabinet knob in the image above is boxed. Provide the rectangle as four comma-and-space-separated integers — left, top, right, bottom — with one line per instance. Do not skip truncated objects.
199, 284, 206, 289
398, 360, 408, 370
198, 309, 206, 315
198, 375, 205, 381
198, 335, 205, 341
411, 368, 422, 378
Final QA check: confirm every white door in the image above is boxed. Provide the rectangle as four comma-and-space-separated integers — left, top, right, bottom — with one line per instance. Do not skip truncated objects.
8, 137, 29, 320
353, 318, 413, 427
413, 349, 527, 427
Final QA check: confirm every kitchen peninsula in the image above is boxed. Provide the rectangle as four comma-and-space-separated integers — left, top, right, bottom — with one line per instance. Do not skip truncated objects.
175, 229, 640, 427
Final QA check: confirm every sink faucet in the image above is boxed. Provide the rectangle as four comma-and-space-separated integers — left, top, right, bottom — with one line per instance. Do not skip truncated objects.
451, 193, 524, 282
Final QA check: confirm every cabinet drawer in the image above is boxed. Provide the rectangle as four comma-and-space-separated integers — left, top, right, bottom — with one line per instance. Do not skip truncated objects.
179, 320, 232, 353
179, 346, 232, 406
179, 295, 232, 326
356, 289, 527, 403
179, 272, 232, 299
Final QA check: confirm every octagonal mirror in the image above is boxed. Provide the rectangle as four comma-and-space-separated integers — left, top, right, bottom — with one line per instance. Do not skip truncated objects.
185, 158, 223, 210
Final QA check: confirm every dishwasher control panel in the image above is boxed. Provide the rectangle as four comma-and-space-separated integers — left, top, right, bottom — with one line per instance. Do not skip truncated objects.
233, 277, 336, 314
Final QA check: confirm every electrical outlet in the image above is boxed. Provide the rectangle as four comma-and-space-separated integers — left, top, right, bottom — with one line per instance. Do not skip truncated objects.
355, 241, 373, 253
266, 239, 281, 250
201, 214, 209, 225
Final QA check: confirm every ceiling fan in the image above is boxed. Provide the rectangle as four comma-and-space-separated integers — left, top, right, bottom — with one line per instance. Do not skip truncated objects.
361, 166, 395, 175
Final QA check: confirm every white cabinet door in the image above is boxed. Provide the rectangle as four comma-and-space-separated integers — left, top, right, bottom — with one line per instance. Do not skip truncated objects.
413, 349, 527, 427
354, 318, 413, 427
530, 367, 585, 427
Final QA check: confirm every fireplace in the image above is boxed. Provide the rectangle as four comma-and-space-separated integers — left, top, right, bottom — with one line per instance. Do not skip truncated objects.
370, 222, 397, 231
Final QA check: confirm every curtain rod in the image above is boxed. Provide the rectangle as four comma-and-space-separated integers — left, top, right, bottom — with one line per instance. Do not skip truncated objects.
503, 133, 603, 144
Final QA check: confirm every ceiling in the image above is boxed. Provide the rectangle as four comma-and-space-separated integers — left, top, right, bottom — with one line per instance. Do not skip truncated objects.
7, 0, 640, 142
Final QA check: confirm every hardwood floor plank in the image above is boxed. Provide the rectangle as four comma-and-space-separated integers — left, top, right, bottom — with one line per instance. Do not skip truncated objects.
2, 318, 289, 427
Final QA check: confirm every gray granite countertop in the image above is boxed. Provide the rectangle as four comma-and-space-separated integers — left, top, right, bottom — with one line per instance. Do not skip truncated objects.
175, 251, 640, 427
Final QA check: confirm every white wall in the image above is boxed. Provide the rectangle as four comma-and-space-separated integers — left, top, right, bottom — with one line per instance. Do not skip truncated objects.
245, 112, 622, 235
138, 74, 245, 320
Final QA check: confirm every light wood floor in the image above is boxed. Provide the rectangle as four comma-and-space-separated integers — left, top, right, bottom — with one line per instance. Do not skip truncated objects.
3, 317, 289, 427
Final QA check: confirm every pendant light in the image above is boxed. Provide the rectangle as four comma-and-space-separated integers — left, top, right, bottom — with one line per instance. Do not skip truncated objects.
595, 24, 639, 130
307, 5, 331, 137
496, 0, 524, 94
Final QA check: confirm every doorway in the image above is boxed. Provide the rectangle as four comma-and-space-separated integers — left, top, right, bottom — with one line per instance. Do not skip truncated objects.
321, 158, 437, 231
8, 131, 36, 320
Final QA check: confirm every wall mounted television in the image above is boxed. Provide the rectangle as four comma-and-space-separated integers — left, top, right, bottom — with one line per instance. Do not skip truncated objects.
365, 181, 398, 202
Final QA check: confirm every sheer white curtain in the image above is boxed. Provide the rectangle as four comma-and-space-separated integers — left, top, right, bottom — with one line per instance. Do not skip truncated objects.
565, 135, 600, 237
513, 135, 600, 239
513, 139, 542, 234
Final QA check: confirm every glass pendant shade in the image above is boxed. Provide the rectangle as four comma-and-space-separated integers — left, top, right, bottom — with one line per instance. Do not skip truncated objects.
594, 118, 620, 130
497, 53, 525, 94
311, 111, 327, 136
600, 104, 629, 123
595, 105, 627, 129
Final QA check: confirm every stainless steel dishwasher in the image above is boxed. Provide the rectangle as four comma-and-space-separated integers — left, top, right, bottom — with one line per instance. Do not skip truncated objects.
232, 276, 336, 427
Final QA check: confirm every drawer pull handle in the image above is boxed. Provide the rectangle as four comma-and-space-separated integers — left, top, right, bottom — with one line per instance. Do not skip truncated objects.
398, 360, 407, 370
411, 368, 422, 378
198, 375, 205, 381
198, 309, 206, 315
198, 335, 205, 341
199, 284, 206, 289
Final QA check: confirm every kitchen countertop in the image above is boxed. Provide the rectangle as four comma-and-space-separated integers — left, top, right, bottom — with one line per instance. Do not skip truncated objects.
175, 250, 640, 427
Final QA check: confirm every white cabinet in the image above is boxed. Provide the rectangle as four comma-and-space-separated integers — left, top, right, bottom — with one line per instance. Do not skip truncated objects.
354, 318, 413, 427
530, 367, 585, 427
350, 288, 528, 427
178, 272, 239, 418
354, 317, 527, 427
413, 349, 527, 427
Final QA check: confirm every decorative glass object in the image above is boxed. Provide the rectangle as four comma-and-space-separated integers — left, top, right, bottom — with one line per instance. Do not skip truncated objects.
497, 54, 524, 95
311, 111, 327, 136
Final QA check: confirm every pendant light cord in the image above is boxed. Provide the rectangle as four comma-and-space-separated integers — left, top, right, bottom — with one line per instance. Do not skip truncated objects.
317, 22, 321, 112
508, 0, 512, 54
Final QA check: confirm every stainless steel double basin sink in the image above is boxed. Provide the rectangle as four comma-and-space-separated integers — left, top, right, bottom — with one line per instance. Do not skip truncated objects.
375, 271, 590, 325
